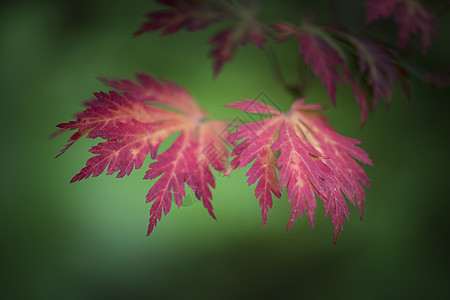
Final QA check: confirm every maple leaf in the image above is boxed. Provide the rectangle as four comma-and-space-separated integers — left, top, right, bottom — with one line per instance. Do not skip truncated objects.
135, 0, 228, 36
135, 0, 267, 76
55, 91, 166, 158
226, 99, 372, 243
324, 27, 410, 119
366, 0, 437, 53
229, 117, 282, 226
70, 119, 184, 182
273, 21, 347, 105
56, 73, 229, 235
145, 119, 229, 235
209, 21, 267, 76
350, 38, 410, 111
349, 80, 371, 126
100, 72, 202, 116
273, 20, 409, 124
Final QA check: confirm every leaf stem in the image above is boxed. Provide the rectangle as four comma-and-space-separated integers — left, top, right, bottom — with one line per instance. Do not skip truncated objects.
264, 42, 304, 99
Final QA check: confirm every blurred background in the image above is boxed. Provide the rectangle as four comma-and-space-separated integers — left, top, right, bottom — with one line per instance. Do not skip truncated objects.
1, 0, 449, 299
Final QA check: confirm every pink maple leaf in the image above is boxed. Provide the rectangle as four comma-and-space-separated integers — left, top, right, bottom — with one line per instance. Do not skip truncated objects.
325, 27, 410, 120
71, 119, 184, 182
349, 80, 371, 126
351, 38, 410, 110
366, 0, 437, 53
56, 73, 230, 235
273, 22, 346, 105
144, 130, 196, 235
145, 119, 230, 234
293, 23, 410, 124
56, 91, 164, 157
228, 117, 282, 226
136, 0, 267, 76
226, 98, 372, 243
135, 0, 228, 36
100, 72, 202, 116
273, 20, 411, 124
209, 21, 267, 76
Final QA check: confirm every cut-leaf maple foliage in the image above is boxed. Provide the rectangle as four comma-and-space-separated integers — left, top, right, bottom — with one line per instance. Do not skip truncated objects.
348, 38, 409, 109
273, 20, 409, 124
273, 21, 345, 106
55, 90, 162, 158
326, 27, 410, 112
366, 0, 437, 53
54, 1, 449, 244
135, 1, 417, 123
226, 99, 373, 243
57, 73, 229, 235
135, 0, 267, 76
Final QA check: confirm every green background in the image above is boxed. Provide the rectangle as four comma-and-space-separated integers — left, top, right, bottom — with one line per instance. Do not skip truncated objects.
1, 0, 449, 299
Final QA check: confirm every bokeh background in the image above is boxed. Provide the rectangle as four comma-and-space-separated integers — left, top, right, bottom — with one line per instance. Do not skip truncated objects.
1, 0, 449, 299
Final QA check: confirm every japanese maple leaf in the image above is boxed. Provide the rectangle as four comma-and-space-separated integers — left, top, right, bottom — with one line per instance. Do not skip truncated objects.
135, 0, 267, 76
273, 22, 347, 105
350, 38, 410, 111
324, 27, 410, 121
349, 80, 371, 126
55, 91, 172, 158
56, 73, 229, 235
274, 20, 409, 125
366, 0, 437, 53
100, 72, 202, 116
226, 99, 372, 243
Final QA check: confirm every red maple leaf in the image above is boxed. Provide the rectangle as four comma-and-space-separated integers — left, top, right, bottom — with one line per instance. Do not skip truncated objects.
100, 72, 201, 115
350, 38, 409, 109
135, 0, 267, 76
226, 99, 372, 243
55, 91, 166, 157
228, 117, 282, 226
366, 0, 437, 53
57, 73, 229, 235
273, 22, 346, 105
273, 20, 410, 124
209, 21, 267, 76
135, 0, 228, 35
324, 27, 410, 122
349, 80, 371, 126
